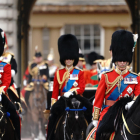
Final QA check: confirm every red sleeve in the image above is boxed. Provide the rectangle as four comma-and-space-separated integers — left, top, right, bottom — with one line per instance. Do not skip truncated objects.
133, 76, 140, 96
51, 71, 59, 100
76, 70, 85, 95
92, 74, 106, 113
2, 64, 11, 92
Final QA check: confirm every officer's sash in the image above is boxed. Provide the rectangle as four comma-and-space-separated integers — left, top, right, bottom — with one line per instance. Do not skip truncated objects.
107, 73, 137, 101
62, 69, 80, 92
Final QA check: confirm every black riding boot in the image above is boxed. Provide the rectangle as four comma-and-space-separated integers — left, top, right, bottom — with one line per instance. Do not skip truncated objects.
47, 97, 66, 140
2, 94, 20, 140
47, 113, 57, 140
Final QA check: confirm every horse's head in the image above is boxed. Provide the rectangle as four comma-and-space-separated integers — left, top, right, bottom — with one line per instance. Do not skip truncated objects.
31, 75, 47, 109
64, 97, 87, 140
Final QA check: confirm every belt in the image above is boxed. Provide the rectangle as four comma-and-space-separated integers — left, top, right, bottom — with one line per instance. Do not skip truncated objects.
105, 99, 116, 106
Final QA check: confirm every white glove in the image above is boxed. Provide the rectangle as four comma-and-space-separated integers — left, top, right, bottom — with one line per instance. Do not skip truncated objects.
64, 91, 73, 98
11, 69, 16, 77
125, 100, 134, 110
23, 80, 27, 86
92, 120, 98, 127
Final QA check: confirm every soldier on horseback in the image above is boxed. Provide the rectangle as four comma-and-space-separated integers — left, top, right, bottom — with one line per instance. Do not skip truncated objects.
0, 32, 20, 105
91, 30, 140, 140
0, 28, 20, 139
25, 47, 49, 107
47, 34, 92, 140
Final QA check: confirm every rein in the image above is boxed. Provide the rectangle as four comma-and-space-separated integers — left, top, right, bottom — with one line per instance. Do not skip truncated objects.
32, 79, 46, 83
122, 112, 140, 135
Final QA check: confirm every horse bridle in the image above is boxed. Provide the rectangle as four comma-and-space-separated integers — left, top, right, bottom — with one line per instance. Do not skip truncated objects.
63, 97, 86, 140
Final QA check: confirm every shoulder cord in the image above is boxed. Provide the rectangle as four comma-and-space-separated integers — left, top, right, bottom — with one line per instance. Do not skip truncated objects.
105, 74, 122, 95
57, 70, 69, 89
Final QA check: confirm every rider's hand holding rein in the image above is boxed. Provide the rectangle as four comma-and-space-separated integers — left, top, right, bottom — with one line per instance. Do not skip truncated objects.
125, 100, 135, 110
63, 91, 76, 98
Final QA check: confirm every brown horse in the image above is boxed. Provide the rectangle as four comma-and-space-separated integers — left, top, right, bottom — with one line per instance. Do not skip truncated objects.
27, 75, 48, 139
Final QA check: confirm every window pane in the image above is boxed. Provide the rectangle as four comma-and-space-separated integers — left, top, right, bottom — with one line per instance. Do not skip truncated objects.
84, 25, 90, 36
84, 39, 90, 50
94, 25, 100, 36
65, 25, 71, 34
94, 39, 100, 53
94, 39, 100, 47
75, 25, 81, 36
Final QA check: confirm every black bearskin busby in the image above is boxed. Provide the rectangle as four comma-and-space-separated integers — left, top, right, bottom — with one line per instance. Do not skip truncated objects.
0, 29, 5, 56
111, 30, 134, 64
58, 34, 79, 66
88, 52, 100, 65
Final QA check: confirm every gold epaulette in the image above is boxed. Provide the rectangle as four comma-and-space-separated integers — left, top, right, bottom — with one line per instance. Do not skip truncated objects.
3, 52, 14, 57
129, 70, 138, 76
58, 67, 65, 70
42, 60, 48, 65
74, 67, 83, 71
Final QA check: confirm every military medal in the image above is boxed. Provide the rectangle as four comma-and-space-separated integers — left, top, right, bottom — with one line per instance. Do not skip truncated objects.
124, 76, 138, 84
127, 87, 133, 94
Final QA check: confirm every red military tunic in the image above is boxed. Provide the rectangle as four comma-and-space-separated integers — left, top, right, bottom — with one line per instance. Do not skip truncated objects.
92, 67, 140, 124
51, 66, 85, 105
0, 61, 11, 93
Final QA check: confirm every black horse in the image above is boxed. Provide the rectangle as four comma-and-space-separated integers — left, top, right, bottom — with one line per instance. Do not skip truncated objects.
53, 96, 92, 140
113, 95, 140, 140
0, 101, 17, 140
86, 95, 140, 140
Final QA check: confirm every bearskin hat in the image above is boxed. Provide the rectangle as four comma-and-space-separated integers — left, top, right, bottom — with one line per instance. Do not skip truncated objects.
111, 30, 134, 64
88, 52, 100, 65
58, 34, 79, 66
0, 29, 5, 56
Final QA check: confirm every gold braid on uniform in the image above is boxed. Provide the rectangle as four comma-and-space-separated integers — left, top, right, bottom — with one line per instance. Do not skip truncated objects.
105, 74, 122, 95
57, 70, 69, 89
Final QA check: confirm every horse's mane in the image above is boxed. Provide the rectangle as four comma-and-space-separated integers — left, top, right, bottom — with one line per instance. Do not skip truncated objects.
125, 95, 140, 119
